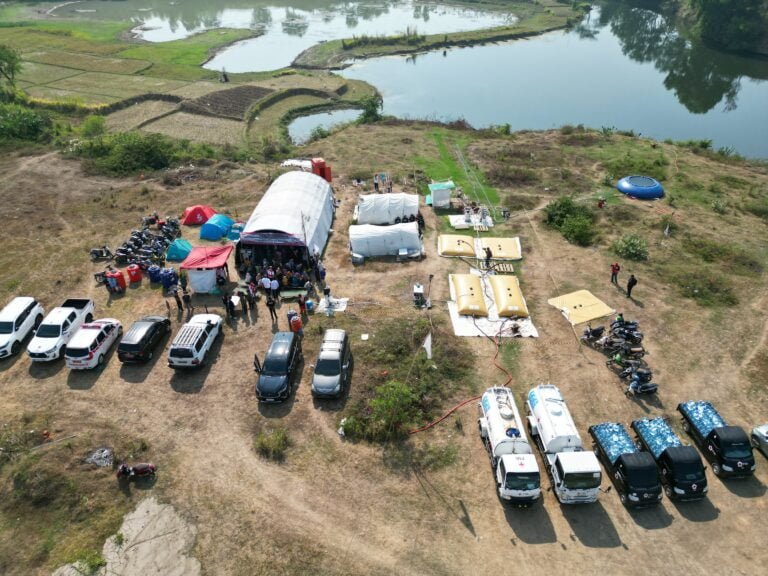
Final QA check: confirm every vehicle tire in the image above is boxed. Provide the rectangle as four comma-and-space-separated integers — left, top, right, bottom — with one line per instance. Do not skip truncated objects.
751, 435, 759, 449
682, 420, 690, 433
97, 354, 104, 366
85, 313, 93, 323
57, 346, 64, 360
11, 341, 20, 355
664, 485, 673, 499
147, 351, 153, 361
117, 326, 123, 336
712, 463, 721, 477
620, 493, 627, 506
34, 314, 43, 328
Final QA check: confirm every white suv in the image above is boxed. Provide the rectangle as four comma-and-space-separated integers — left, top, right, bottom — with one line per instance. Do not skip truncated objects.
65, 319, 122, 370
167, 314, 222, 369
0, 297, 45, 358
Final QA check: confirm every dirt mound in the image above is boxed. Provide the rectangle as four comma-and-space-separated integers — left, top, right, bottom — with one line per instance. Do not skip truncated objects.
182, 85, 274, 120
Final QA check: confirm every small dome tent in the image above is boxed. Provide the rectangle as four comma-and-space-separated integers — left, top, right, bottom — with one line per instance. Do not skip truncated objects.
166, 238, 193, 261
200, 214, 234, 241
617, 176, 664, 199
181, 204, 217, 225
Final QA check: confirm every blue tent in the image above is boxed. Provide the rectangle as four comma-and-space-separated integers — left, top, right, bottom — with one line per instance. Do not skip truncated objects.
199, 214, 234, 241
166, 238, 193, 262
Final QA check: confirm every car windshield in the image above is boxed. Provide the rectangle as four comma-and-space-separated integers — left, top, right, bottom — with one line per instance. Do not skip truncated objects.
0, 321, 13, 334
505, 472, 540, 491
673, 461, 703, 480
563, 472, 601, 490
262, 356, 288, 375
118, 342, 141, 353
66, 348, 89, 358
36, 324, 60, 338
315, 358, 340, 376
631, 467, 660, 488
723, 443, 753, 460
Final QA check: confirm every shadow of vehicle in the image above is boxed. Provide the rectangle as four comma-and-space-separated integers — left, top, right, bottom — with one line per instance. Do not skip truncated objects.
119, 331, 171, 384
627, 501, 674, 530
671, 496, 719, 522
561, 500, 622, 548
67, 344, 119, 390
117, 473, 158, 496
720, 475, 767, 498
257, 356, 305, 418
0, 351, 23, 372
169, 333, 225, 394
28, 358, 65, 379
503, 497, 557, 545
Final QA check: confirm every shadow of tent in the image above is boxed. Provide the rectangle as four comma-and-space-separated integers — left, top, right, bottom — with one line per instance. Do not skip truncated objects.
561, 500, 623, 548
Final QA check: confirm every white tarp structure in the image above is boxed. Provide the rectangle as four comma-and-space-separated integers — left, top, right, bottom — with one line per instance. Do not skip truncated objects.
355, 193, 419, 225
240, 171, 334, 256
349, 221, 421, 257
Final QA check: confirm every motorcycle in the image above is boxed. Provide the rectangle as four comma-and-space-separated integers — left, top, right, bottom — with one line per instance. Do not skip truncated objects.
580, 324, 606, 343
116, 462, 157, 480
611, 317, 639, 331
624, 368, 658, 396
600, 335, 645, 359
90, 245, 113, 261
612, 325, 644, 344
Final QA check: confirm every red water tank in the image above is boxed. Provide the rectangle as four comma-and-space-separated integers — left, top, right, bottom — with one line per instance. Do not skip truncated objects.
289, 315, 303, 334
311, 157, 326, 176
323, 165, 332, 183
126, 264, 142, 283
107, 270, 126, 291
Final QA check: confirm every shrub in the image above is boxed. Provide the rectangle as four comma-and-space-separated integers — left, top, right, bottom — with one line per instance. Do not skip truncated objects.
80, 115, 106, 138
0, 103, 51, 141
358, 95, 382, 124
254, 428, 290, 462
67, 549, 106, 575
308, 125, 330, 142
560, 214, 596, 246
604, 151, 668, 181
613, 234, 649, 261
711, 199, 727, 214
544, 196, 597, 246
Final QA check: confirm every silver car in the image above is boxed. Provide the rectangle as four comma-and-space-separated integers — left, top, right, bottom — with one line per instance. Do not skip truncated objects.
751, 425, 768, 458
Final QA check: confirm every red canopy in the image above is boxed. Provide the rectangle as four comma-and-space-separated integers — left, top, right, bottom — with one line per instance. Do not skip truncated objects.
181, 204, 217, 225
180, 245, 233, 270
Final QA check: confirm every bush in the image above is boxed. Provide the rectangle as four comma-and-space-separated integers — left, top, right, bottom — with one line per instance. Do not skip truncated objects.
544, 196, 597, 246
67, 550, 106, 575
0, 103, 51, 141
560, 214, 596, 246
612, 234, 649, 261
70, 132, 173, 175
604, 151, 668, 181
254, 428, 290, 462
358, 95, 382, 124
80, 114, 106, 138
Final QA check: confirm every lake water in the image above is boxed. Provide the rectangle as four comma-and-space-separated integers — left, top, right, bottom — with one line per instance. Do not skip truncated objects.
288, 108, 362, 144
340, 6, 768, 158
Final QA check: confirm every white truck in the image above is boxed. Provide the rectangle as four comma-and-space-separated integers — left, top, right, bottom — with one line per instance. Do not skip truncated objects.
478, 387, 541, 504
27, 298, 95, 362
526, 384, 602, 504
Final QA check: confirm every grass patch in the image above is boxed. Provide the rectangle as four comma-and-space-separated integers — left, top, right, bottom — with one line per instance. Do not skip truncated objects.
681, 236, 762, 275
665, 268, 739, 307
254, 428, 290, 462
603, 149, 669, 181
25, 51, 151, 75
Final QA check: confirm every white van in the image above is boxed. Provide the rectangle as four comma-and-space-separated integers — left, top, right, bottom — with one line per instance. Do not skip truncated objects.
0, 297, 45, 358
65, 319, 122, 370
167, 314, 222, 369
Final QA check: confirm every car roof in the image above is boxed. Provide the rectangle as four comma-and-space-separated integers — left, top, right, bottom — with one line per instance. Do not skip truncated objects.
43, 307, 77, 324
714, 425, 750, 444
0, 297, 36, 321
323, 329, 346, 343
665, 445, 702, 464
188, 314, 222, 326
123, 319, 161, 343
68, 321, 116, 348
619, 452, 656, 471
268, 332, 295, 357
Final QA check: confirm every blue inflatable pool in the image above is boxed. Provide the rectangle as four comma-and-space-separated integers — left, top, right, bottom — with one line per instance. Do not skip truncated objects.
616, 176, 664, 199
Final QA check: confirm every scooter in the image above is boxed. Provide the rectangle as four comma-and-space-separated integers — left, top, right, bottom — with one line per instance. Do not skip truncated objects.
612, 325, 644, 344
580, 324, 606, 343
116, 462, 157, 480
90, 245, 113, 261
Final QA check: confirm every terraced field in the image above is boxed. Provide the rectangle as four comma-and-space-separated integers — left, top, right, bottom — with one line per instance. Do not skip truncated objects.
24, 51, 152, 74
142, 111, 245, 145
182, 85, 275, 120
46, 72, 189, 99
105, 100, 180, 132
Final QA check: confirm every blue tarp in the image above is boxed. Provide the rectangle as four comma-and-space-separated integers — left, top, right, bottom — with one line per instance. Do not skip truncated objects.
428, 181, 455, 194
166, 238, 193, 262
678, 401, 726, 437
200, 214, 234, 241
632, 418, 681, 459
591, 422, 637, 465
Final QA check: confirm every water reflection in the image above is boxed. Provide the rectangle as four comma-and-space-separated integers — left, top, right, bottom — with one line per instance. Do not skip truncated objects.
589, 1, 768, 113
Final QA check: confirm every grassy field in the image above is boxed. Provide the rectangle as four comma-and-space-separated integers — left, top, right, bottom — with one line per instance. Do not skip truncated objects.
25, 51, 153, 75
143, 111, 246, 146
105, 101, 180, 132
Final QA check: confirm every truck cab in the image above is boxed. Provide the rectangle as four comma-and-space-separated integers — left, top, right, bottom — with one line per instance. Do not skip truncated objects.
678, 401, 756, 478
548, 452, 602, 503
496, 454, 541, 502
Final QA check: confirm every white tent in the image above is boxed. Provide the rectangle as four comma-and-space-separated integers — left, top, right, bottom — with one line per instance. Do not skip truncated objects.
240, 171, 334, 255
349, 221, 421, 257
355, 193, 419, 225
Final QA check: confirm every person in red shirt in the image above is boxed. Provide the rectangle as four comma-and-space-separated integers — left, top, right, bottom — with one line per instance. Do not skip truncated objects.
610, 262, 621, 284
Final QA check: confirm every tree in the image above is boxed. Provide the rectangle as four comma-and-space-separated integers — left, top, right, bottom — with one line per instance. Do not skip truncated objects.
0, 45, 22, 92
358, 95, 382, 124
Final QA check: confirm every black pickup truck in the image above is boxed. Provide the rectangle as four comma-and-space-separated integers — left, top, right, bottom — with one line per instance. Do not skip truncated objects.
589, 422, 662, 508
677, 401, 756, 478
631, 417, 708, 501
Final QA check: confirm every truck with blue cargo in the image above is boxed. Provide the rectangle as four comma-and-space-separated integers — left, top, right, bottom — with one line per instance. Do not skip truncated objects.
677, 401, 756, 478
589, 422, 662, 507
631, 417, 708, 501
526, 384, 602, 504
478, 387, 541, 504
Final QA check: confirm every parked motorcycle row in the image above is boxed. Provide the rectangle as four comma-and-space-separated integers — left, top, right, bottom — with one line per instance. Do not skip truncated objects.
90, 214, 181, 274
581, 315, 658, 396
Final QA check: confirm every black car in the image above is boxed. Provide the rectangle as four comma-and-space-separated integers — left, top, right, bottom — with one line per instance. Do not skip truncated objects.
117, 315, 171, 363
256, 332, 302, 402
311, 329, 352, 399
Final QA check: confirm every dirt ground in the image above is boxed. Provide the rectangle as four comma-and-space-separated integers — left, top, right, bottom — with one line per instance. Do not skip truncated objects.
0, 127, 767, 576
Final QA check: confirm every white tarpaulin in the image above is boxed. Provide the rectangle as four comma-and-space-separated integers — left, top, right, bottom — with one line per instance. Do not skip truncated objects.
356, 193, 419, 225
188, 270, 217, 294
349, 221, 421, 257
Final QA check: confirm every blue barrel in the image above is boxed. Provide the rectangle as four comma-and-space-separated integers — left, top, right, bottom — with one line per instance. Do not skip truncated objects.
148, 265, 162, 283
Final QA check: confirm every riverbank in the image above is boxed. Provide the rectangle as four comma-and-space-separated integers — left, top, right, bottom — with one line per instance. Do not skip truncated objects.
293, 0, 584, 69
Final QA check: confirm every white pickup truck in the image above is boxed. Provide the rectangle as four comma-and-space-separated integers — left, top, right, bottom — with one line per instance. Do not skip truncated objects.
27, 298, 95, 362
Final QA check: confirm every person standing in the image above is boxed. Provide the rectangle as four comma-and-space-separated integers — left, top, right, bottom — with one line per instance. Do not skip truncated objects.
222, 292, 230, 318
610, 262, 621, 284
266, 295, 278, 323
260, 274, 271, 296
484, 247, 493, 269
626, 274, 638, 298
270, 277, 280, 300
298, 293, 307, 316
182, 288, 192, 315
173, 289, 183, 312
239, 290, 249, 316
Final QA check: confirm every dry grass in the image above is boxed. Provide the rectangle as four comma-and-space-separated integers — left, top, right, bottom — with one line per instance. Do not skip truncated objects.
184, 85, 274, 120
142, 111, 245, 145
168, 81, 228, 99
24, 51, 152, 75
24, 86, 120, 105
17, 62, 83, 85
105, 101, 180, 132
247, 94, 328, 142
46, 73, 189, 100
